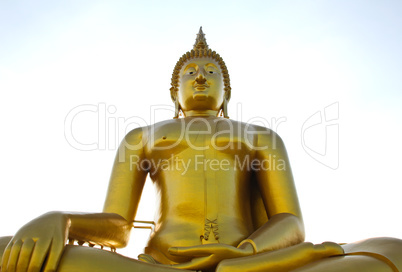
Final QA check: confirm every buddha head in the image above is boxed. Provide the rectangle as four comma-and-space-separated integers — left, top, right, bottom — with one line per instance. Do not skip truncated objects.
170, 27, 231, 118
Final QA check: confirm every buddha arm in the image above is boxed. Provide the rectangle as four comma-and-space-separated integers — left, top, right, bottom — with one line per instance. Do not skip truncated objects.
68, 127, 149, 248
242, 129, 305, 253
101, 127, 148, 241
66, 212, 132, 248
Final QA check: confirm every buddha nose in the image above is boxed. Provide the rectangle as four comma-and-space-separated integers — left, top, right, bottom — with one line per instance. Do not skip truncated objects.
195, 74, 207, 84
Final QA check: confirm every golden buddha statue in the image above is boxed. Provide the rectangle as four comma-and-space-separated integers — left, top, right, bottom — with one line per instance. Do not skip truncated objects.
1, 27, 402, 272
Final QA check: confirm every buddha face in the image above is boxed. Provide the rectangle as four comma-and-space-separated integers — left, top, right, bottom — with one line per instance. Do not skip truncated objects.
178, 57, 224, 113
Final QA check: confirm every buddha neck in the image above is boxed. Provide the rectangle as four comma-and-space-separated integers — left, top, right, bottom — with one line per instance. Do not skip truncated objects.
183, 110, 219, 117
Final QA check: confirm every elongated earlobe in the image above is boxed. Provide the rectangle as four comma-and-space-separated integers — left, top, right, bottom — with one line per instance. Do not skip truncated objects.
174, 99, 180, 119
223, 97, 229, 118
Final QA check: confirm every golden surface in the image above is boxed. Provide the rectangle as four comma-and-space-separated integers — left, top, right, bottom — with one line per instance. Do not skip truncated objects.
1, 28, 402, 272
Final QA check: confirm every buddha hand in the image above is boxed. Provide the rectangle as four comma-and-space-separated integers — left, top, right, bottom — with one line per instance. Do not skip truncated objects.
168, 243, 253, 271
1, 211, 70, 272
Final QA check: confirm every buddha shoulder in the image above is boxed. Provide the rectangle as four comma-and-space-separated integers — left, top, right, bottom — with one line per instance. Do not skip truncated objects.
239, 122, 286, 151
122, 126, 148, 146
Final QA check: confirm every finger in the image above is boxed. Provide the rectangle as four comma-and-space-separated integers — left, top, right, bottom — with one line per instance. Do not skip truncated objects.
6, 239, 23, 272
1, 244, 12, 271
169, 245, 220, 257
16, 239, 35, 272
43, 237, 65, 272
0, 237, 13, 261
27, 240, 51, 272
172, 255, 215, 270
322, 242, 344, 255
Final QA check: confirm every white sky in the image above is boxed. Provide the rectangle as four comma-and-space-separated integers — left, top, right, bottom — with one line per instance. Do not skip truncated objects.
1, 0, 401, 258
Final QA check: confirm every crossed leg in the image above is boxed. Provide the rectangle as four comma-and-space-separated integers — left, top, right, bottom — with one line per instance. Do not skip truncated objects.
56, 245, 192, 272
216, 238, 402, 272
2, 237, 402, 272
0, 237, 191, 272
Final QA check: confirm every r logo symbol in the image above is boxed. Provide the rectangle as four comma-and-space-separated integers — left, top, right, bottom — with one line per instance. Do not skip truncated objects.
301, 102, 339, 169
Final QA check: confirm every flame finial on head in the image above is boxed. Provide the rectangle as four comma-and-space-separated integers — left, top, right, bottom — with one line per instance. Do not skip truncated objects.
193, 27, 209, 50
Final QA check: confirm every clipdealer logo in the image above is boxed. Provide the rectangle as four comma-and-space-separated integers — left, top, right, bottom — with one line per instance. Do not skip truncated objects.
64, 102, 339, 170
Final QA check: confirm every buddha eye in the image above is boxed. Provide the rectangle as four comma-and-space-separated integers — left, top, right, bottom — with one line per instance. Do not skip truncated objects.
206, 66, 219, 75
186, 69, 196, 76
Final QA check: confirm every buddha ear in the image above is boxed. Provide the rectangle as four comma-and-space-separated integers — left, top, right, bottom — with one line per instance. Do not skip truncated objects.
170, 87, 181, 119
224, 87, 231, 101
222, 97, 229, 118
170, 87, 178, 102
174, 99, 181, 119
222, 88, 230, 118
